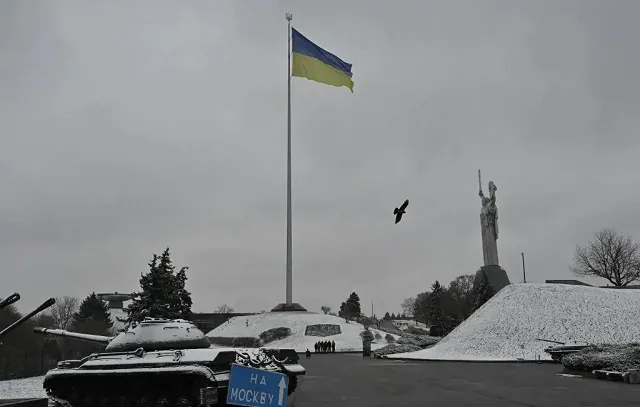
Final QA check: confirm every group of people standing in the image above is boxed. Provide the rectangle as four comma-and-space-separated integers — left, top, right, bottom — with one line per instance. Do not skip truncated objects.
305, 340, 337, 359
314, 340, 335, 353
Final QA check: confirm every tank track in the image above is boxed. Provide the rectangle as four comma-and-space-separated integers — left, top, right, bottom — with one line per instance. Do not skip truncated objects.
47, 372, 300, 407
47, 373, 220, 407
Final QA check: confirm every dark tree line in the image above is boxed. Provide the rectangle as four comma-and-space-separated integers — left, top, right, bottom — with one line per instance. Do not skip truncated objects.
0, 291, 113, 380
382, 312, 409, 320
408, 273, 495, 337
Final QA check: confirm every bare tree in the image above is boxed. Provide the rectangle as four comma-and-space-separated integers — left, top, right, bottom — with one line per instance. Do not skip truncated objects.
571, 228, 640, 287
400, 297, 415, 317
215, 304, 234, 313
49, 296, 79, 329
320, 305, 331, 314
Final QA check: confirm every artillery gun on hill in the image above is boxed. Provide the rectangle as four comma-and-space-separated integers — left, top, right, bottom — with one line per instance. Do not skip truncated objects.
34, 317, 306, 406
0, 293, 55, 342
537, 338, 590, 362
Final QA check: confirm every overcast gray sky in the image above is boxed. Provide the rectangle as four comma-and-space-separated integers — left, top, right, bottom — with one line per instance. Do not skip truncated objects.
2, 0, 639, 315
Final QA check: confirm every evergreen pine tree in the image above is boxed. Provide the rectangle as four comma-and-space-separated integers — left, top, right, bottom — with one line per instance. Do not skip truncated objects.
126, 247, 193, 321
338, 301, 348, 320
346, 292, 362, 318
338, 292, 362, 321
426, 281, 446, 335
383, 312, 391, 320
72, 292, 113, 335
175, 266, 193, 320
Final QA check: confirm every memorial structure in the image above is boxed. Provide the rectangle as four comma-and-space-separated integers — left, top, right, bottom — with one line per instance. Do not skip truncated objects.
96, 292, 133, 330
475, 170, 510, 292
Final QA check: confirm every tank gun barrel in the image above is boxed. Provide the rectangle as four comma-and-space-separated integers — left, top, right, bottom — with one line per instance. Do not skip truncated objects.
0, 293, 20, 309
33, 327, 112, 345
536, 338, 566, 345
0, 297, 56, 340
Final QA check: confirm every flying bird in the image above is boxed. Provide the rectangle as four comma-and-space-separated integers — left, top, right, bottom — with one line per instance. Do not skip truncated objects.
394, 199, 409, 224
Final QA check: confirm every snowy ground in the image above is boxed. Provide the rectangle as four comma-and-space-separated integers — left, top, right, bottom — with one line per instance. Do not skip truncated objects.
388, 283, 640, 361
0, 375, 46, 399
207, 312, 397, 352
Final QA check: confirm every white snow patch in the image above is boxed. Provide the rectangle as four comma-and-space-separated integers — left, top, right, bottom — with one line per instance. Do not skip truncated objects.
206, 312, 397, 352
0, 376, 46, 399
388, 283, 640, 361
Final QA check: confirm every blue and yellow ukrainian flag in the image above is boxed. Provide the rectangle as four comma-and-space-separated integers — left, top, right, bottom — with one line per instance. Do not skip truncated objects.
291, 28, 354, 92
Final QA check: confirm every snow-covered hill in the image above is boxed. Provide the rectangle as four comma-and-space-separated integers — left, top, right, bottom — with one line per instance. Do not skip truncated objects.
207, 311, 396, 352
388, 283, 640, 361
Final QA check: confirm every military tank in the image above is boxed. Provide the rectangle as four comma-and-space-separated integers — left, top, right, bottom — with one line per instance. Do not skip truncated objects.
34, 317, 306, 406
538, 338, 589, 363
0, 293, 56, 341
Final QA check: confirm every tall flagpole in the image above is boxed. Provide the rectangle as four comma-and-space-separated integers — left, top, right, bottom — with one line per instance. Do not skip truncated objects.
285, 12, 293, 306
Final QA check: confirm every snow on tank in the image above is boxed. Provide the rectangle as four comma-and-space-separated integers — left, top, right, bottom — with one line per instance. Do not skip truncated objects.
34, 317, 212, 352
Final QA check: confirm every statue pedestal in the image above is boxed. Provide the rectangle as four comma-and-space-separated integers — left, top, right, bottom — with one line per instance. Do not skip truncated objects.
474, 265, 510, 293
270, 303, 308, 312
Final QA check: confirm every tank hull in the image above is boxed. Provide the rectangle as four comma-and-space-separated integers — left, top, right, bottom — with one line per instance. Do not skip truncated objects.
43, 347, 305, 407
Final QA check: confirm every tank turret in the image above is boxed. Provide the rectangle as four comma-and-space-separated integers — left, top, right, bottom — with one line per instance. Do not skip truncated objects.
0, 296, 55, 341
36, 317, 306, 406
34, 317, 213, 352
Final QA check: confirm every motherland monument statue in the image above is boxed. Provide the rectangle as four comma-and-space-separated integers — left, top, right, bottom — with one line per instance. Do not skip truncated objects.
474, 170, 510, 293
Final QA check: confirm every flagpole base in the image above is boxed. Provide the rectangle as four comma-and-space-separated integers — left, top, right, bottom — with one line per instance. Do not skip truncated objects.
271, 303, 308, 312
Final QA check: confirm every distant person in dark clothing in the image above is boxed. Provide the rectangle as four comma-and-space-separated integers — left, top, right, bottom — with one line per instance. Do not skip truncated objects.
305, 349, 311, 359
331, 341, 335, 353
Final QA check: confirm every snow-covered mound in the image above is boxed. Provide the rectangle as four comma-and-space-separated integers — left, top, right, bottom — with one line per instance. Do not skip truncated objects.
388, 283, 640, 361
0, 376, 46, 398
206, 312, 396, 352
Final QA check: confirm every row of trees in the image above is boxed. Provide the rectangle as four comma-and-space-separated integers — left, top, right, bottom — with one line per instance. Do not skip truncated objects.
327, 275, 495, 338
405, 273, 494, 336
0, 291, 115, 379
382, 312, 410, 320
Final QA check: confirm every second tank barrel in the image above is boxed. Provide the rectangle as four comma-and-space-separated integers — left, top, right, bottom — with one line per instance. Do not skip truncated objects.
0, 297, 56, 340
0, 293, 20, 310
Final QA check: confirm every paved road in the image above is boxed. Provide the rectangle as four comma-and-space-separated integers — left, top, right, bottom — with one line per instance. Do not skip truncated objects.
290, 354, 640, 407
